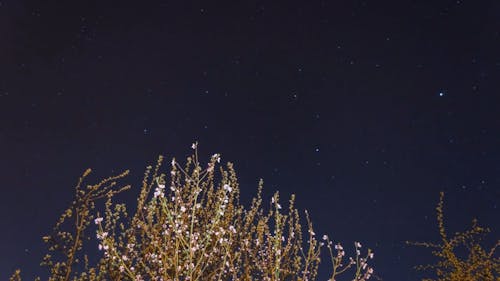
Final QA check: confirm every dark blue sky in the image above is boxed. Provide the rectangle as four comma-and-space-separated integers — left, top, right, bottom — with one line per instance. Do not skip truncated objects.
1, 1, 499, 280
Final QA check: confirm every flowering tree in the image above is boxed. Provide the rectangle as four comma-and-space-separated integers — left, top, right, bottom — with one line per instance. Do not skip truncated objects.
11, 143, 374, 281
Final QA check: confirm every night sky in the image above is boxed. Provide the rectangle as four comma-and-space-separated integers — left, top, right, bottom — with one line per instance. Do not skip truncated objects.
1, 1, 499, 280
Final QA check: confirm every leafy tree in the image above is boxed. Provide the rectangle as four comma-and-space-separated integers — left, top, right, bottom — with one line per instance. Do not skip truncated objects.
408, 192, 499, 281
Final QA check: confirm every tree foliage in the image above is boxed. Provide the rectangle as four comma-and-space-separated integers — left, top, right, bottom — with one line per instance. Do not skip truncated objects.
409, 192, 499, 281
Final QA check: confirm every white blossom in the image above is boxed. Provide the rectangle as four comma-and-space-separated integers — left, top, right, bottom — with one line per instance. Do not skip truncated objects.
96, 231, 108, 240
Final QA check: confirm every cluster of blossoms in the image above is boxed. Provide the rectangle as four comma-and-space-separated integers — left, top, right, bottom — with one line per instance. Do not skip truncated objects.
91, 146, 375, 281
322, 235, 375, 281
13, 143, 375, 281
153, 183, 165, 198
